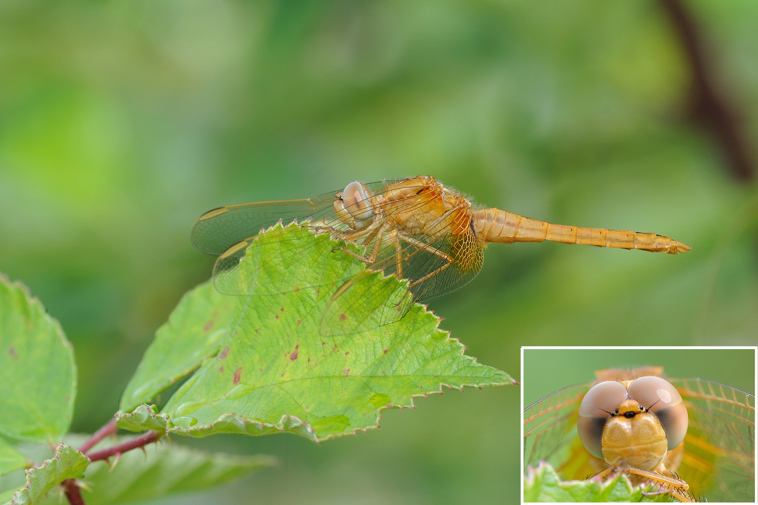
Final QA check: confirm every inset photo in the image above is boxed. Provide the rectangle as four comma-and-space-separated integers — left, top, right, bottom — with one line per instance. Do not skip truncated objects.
522, 347, 756, 503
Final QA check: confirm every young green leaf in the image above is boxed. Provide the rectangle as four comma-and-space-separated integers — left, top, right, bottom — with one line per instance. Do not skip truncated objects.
120, 282, 237, 412
119, 224, 513, 441
2, 444, 88, 505
31, 435, 274, 505
0, 275, 76, 444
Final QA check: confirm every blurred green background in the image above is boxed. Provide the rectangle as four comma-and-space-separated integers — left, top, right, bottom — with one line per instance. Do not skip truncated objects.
524, 348, 756, 407
1, 0, 757, 504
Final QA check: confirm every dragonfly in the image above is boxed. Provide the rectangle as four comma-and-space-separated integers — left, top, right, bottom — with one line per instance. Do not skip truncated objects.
524, 367, 756, 502
191, 176, 691, 333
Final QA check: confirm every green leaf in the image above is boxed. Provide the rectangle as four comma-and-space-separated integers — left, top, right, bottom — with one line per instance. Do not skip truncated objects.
120, 282, 237, 412
0, 275, 76, 443
32, 435, 274, 505
120, 224, 512, 441
0, 439, 27, 477
3, 444, 88, 505
523, 463, 672, 502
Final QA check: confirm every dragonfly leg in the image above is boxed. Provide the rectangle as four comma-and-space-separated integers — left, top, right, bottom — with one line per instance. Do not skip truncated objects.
594, 465, 694, 502
334, 223, 386, 264
395, 232, 454, 288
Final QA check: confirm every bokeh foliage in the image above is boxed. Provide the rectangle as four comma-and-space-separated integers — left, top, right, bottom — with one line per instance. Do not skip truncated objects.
1, 0, 756, 503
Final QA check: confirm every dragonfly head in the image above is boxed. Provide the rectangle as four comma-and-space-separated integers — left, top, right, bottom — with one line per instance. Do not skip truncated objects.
577, 376, 689, 464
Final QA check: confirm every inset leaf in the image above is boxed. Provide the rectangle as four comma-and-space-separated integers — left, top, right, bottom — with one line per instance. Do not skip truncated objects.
33, 435, 275, 505
0, 439, 27, 477
121, 225, 513, 441
120, 283, 236, 412
0, 276, 76, 443
3, 444, 88, 505
523, 463, 671, 502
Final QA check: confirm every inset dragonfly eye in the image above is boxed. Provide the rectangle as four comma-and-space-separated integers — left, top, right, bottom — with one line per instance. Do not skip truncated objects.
577, 380, 627, 458
628, 376, 688, 449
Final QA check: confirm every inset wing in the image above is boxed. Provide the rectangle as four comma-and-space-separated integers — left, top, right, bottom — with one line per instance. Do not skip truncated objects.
523, 383, 588, 470
672, 378, 755, 502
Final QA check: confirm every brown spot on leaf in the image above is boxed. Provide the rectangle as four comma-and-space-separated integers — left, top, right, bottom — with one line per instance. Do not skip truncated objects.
345, 351, 350, 355
296, 319, 302, 326
339, 313, 347, 321
383, 349, 388, 354
8, 347, 18, 360
219, 347, 229, 360
233, 368, 242, 385
219, 366, 224, 373
343, 368, 350, 376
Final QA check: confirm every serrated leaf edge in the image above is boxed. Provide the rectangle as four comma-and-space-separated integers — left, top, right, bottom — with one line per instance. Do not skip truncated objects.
524, 462, 661, 502
7, 443, 88, 505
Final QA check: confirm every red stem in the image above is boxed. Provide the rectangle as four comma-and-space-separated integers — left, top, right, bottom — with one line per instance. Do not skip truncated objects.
63, 418, 163, 505
86, 430, 162, 463
78, 418, 118, 454
62, 479, 85, 505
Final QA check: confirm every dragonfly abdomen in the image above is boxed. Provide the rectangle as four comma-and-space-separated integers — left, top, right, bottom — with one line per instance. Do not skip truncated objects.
471, 208, 691, 254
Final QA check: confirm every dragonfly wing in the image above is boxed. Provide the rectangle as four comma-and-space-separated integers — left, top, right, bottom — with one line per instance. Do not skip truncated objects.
672, 378, 755, 502
190, 191, 339, 255
523, 383, 588, 469
193, 185, 386, 296
320, 269, 414, 336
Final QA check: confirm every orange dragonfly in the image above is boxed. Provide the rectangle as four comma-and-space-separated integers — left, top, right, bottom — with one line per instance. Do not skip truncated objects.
524, 367, 756, 502
192, 176, 690, 333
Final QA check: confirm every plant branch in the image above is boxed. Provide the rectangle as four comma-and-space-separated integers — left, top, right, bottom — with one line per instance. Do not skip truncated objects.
62, 479, 85, 505
86, 430, 163, 463
660, 0, 755, 182
78, 418, 118, 454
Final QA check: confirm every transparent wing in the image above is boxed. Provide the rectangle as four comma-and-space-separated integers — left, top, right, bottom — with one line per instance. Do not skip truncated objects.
523, 383, 588, 469
672, 378, 756, 502
191, 183, 389, 296
190, 190, 340, 255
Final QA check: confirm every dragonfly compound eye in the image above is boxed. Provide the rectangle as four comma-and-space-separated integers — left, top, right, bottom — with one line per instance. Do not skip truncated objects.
577, 380, 628, 458
342, 181, 374, 222
628, 376, 688, 449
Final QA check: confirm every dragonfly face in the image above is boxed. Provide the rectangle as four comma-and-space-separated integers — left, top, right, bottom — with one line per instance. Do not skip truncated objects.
524, 367, 756, 502
191, 176, 690, 333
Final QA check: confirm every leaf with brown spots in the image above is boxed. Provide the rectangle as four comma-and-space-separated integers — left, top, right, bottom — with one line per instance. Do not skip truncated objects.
118, 225, 513, 441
